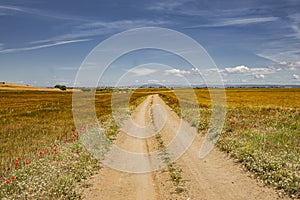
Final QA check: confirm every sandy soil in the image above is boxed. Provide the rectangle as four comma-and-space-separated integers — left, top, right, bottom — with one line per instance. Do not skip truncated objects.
82, 95, 290, 200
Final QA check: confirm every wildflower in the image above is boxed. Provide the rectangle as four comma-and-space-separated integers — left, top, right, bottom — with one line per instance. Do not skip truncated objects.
15, 163, 20, 167
0, 177, 3, 181
266, 141, 270, 145
274, 145, 280, 150
17, 157, 21, 161
10, 176, 15, 180
230, 121, 235, 125
5, 180, 10, 184
25, 160, 32, 165
39, 151, 43, 155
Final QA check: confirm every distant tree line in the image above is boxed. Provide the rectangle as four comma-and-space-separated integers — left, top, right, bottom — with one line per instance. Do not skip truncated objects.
54, 84, 67, 91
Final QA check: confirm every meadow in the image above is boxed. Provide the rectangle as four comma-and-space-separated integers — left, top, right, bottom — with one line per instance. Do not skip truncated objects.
0, 88, 299, 198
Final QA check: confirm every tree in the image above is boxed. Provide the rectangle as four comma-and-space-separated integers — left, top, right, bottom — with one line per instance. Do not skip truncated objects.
54, 84, 67, 91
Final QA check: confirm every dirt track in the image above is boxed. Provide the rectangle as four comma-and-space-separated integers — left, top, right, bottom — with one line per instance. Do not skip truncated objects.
83, 95, 289, 200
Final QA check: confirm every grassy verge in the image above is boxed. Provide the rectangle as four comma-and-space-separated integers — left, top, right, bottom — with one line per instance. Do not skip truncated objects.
218, 107, 299, 198
0, 131, 100, 199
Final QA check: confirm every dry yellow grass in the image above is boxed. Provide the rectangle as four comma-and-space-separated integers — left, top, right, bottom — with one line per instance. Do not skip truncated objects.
0, 87, 299, 197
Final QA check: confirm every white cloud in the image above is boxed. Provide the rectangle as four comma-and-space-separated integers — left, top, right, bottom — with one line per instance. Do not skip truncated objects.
0, 39, 90, 53
147, 79, 159, 83
225, 65, 250, 73
275, 61, 300, 71
293, 74, 300, 79
0, 5, 22, 15
189, 17, 278, 28
130, 67, 157, 76
83, 19, 168, 36
147, 1, 186, 11
30, 19, 170, 46
165, 69, 190, 77
223, 65, 275, 74
257, 50, 300, 64
288, 14, 300, 39
0, 4, 88, 21
57, 67, 78, 71
254, 74, 265, 79
216, 17, 277, 26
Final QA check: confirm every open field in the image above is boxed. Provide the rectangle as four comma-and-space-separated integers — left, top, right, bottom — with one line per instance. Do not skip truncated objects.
0, 88, 299, 199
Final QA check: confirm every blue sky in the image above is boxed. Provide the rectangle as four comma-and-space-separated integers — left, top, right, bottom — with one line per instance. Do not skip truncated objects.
0, 0, 300, 86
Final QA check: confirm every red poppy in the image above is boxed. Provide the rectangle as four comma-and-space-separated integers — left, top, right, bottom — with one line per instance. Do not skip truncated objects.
15, 163, 20, 167
17, 157, 21, 161
39, 151, 43, 155
0, 177, 3, 181
5, 180, 10, 184
230, 121, 235, 125
25, 160, 32, 165
266, 141, 270, 145
10, 176, 15, 180
274, 145, 280, 149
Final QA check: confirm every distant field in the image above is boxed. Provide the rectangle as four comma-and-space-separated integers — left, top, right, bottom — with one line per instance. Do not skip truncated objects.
0, 88, 299, 197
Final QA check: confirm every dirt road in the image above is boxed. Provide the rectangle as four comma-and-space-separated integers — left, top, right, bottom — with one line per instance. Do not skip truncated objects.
83, 95, 289, 200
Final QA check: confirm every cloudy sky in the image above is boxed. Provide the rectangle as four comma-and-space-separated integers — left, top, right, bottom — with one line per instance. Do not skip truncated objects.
0, 0, 300, 86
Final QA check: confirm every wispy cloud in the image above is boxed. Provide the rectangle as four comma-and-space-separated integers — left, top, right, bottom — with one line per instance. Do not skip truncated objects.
147, 0, 188, 11
31, 20, 169, 48
0, 39, 90, 53
1, 15, 168, 54
129, 67, 158, 76
30, 19, 170, 46
188, 17, 278, 28
0, 5, 22, 14
0, 4, 89, 21
57, 67, 78, 71
62, 19, 169, 40
288, 14, 300, 39
165, 68, 190, 77
257, 48, 300, 64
